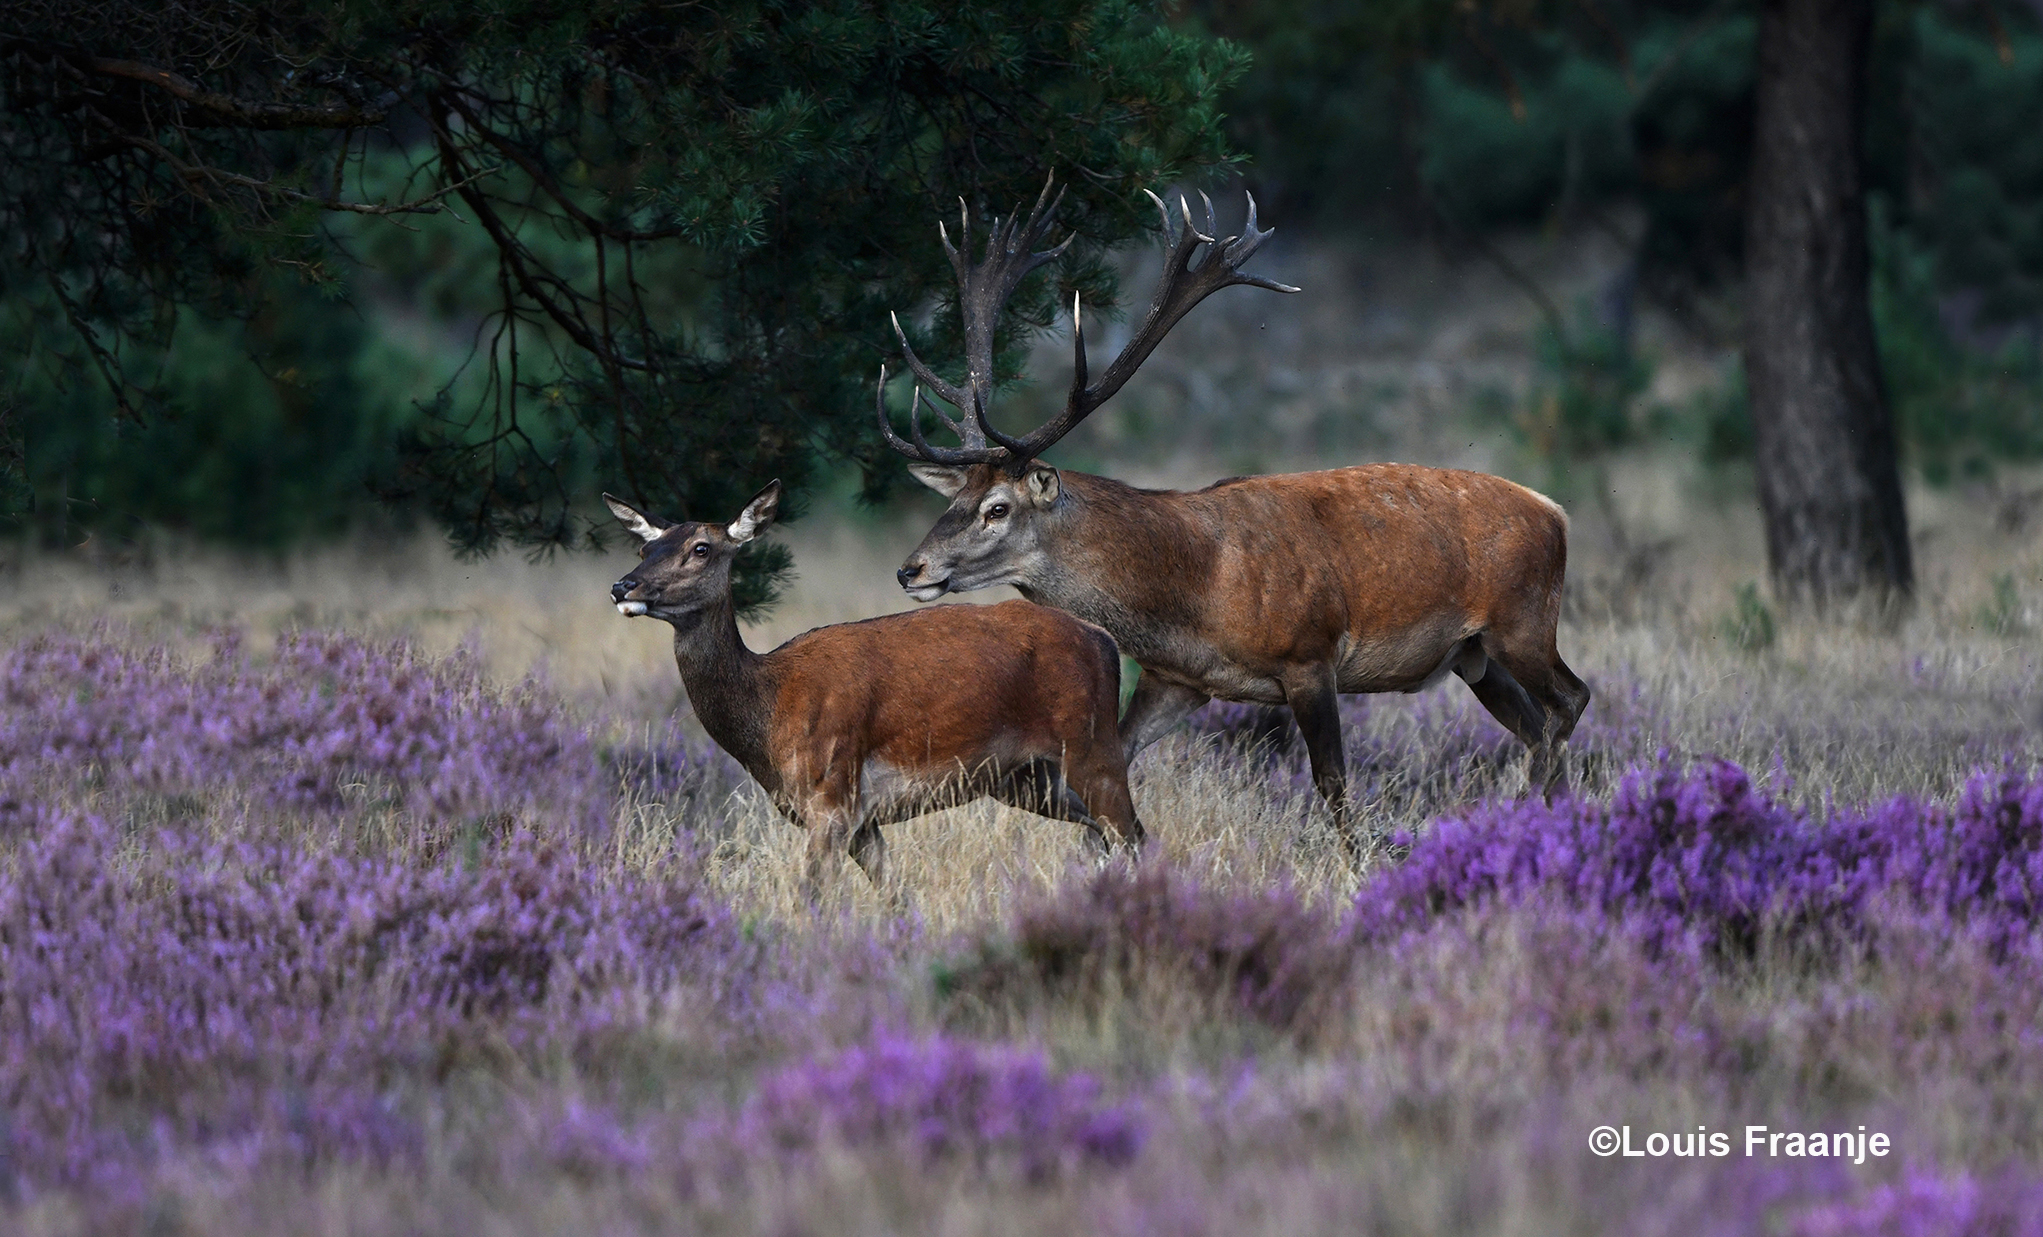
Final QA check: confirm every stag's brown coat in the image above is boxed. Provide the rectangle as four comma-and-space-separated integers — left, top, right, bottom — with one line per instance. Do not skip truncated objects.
877, 180, 1587, 862
606, 483, 1142, 896
896, 462, 1589, 840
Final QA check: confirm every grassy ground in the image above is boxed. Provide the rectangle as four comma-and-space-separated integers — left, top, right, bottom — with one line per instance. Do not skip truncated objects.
2, 466, 2041, 1234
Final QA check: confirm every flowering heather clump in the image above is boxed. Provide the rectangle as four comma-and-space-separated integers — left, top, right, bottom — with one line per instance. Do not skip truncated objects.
939, 863, 1352, 1037
1354, 759, 1811, 955
0, 809, 737, 1197
1782, 1166, 2043, 1237
5, 618, 2043, 1232
1353, 758, 2043, 957
1842, 769, 2043, 941
0, 627, 611, 831
723, 1034, 1143, 1179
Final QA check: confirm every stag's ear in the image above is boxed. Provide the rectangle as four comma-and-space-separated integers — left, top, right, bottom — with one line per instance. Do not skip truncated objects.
603, 493, 669, 543
726, 480, 782, 543
1023, 464, 1061, 507
906, 462, 970, 499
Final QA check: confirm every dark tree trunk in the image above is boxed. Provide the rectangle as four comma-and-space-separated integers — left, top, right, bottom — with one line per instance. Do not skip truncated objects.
1743, 0, 1912, 615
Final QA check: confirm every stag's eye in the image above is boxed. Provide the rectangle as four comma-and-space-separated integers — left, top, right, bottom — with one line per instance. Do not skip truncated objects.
692, 542, 711, 557
984, 503, 1010, 522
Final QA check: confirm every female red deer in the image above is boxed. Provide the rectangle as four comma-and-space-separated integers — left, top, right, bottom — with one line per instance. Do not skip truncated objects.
606, 481, 1143, 896
879, 181, 1589, 864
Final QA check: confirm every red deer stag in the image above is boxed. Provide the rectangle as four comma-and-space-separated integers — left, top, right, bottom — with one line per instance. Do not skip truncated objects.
606, 481, 1143, 896
879, 181, 1589, 862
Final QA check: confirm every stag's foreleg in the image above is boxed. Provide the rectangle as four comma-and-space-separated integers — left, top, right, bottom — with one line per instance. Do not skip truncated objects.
1283, 664, 1360, 869
1119, 675, 1211, 762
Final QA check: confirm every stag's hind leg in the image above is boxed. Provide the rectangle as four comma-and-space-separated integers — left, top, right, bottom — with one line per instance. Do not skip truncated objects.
1283, 663, 1361, 870
1470, 631, 1592, 799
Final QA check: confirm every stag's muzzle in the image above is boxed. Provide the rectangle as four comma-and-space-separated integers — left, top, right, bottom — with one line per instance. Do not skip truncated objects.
895, 559, 950, 602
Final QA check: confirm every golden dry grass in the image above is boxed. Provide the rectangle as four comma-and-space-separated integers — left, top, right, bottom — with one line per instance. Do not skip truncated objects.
4, 461, 2040, 938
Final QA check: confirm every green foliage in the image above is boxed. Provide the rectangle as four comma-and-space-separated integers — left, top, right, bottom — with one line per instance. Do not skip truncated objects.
1523, 308, 1654, 458
4, 276, 426, 548
2, 0, 1247, 600
1871, 200, 2043, 484
1202, 0, 2043, 481
1418, 49, 1634, 228
1478, 304, 1654, 502
1686, 366, 1754, 467
1898, 7, 2043, 326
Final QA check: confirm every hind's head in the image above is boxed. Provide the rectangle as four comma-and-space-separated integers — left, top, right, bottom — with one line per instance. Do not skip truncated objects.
604, 482, 780, 621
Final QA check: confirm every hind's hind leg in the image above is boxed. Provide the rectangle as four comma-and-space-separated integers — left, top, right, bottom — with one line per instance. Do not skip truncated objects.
992, 757, 1145, 854
991, 761, 1115, 854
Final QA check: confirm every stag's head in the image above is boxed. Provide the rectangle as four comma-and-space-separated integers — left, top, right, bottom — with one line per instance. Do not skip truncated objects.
605, 482, 780, 621
879, 177, 1296, 601
896, 460, 1064, 600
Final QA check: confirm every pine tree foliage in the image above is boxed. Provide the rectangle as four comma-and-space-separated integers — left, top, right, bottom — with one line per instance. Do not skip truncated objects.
1, 0, 1246, 597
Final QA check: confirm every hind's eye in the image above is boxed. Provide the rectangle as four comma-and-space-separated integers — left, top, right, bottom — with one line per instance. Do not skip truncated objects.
985, 503, 1010, 521
692, 543, 711, 557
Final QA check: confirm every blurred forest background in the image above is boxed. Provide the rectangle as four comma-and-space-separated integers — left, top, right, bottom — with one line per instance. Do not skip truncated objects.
4, 0, 2042, 622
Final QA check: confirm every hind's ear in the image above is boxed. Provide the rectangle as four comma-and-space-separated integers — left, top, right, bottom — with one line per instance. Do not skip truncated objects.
726, 480, 782, 543
603, 493, 669, 543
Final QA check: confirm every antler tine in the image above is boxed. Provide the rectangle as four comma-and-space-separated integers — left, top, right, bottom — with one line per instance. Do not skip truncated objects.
876, 363, 1000, 464
1144, 188, 1177, 248
1068, 291, 1088, 410
876, 364, 910, 456
877, 365, 933, 461
938, 219, 965, 284
907, 387, 965, 462
980, 188, 1301, 468
1224, 191, 1302, 293
889, 311, 970, 414
1014, 174, 1065, 254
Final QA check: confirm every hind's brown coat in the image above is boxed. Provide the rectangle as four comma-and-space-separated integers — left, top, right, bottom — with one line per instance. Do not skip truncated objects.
611, 492, 1141, 895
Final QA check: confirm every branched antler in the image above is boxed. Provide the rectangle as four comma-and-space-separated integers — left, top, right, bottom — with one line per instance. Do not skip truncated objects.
886, 174, 1071, 453
880, 177, 1299, 470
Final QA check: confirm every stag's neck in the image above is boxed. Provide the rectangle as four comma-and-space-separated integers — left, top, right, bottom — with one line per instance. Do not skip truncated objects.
666, 599, 774, 777
1022, 472, 1213, 643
